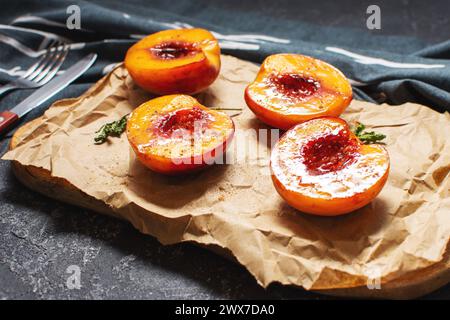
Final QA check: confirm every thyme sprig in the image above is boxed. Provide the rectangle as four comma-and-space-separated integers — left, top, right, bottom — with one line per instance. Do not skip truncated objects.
353, 123, 386, 144
94, 114, 128, 144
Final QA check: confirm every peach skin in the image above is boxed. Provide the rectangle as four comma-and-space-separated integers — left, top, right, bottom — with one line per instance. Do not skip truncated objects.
124, 28, 221, 95
245, 54, 353, 130
127, 95, 234, 175
271, 117, 389, 216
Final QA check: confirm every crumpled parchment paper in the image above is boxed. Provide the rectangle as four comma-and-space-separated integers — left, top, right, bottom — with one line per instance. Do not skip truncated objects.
3, 55, 450, 293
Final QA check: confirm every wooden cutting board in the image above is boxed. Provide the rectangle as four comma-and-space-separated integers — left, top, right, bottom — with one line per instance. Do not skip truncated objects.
6, 56, 450, 299
8, 135, 450, 299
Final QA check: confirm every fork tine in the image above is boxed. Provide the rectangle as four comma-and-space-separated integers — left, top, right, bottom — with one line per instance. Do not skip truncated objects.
21, 39, 58, 79
34, 42, 68, 83
36, 43, 70, 85
26, 41, 61, 82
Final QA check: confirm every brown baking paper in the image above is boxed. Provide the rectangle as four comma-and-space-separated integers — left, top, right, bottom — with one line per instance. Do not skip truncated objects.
3, 55, 450, 296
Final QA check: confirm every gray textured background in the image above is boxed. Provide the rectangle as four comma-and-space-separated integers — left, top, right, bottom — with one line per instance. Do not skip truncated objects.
1, 0, 449, 299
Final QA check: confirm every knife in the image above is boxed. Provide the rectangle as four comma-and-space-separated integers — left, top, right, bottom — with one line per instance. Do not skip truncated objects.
0, 53, 97, 135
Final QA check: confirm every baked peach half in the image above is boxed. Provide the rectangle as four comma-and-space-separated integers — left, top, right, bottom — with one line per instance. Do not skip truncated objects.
127, 95, 234, 174
245, 54, 352, 130
124, 28, 220, 95
271, 117, 389, 216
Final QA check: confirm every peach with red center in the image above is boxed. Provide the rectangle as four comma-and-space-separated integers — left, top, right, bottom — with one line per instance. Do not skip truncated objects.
125, 28, 221, 95
127, 95, 234, 174
245, 54, 353, 130
271, 117, 389, 216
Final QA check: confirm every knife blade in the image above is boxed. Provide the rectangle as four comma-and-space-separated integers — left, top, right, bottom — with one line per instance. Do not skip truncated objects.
0, 53, 97, 135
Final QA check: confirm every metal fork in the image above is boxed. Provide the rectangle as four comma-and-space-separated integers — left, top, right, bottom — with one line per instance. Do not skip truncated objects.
0, 40, 70, 96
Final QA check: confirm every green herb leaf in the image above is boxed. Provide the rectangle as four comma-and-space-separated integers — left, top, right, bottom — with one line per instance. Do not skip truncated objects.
352, 122, 386, 144
94, 115, 128, 144
354, 123, 365, 136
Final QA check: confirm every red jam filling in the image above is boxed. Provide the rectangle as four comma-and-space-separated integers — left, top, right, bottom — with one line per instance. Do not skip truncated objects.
155, 107, 211, 137
300, 129, 359, 175
150, 41, 198, 60
271, 73, 320, 100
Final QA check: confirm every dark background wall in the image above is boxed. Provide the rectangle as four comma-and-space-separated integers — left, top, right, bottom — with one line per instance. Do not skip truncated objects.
94, 0, 450, 43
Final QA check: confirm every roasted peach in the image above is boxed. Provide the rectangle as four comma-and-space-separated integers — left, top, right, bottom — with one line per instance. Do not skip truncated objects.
271, 117, 389, 216
245, 54, 352, 130
124, 28, 220, 95
127, 95, 234, 174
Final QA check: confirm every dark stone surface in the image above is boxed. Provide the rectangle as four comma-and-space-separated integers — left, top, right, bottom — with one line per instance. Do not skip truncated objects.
1, 0, 449, 299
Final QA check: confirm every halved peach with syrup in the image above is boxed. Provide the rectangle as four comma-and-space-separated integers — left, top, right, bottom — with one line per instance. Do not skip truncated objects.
245, 54, 352, 130
271, 117, 389, 216
125, 28, 220, 95
127, 95, 234, 174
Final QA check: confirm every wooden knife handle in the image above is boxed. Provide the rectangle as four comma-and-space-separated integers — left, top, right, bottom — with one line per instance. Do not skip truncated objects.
0, 111, 19, 136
